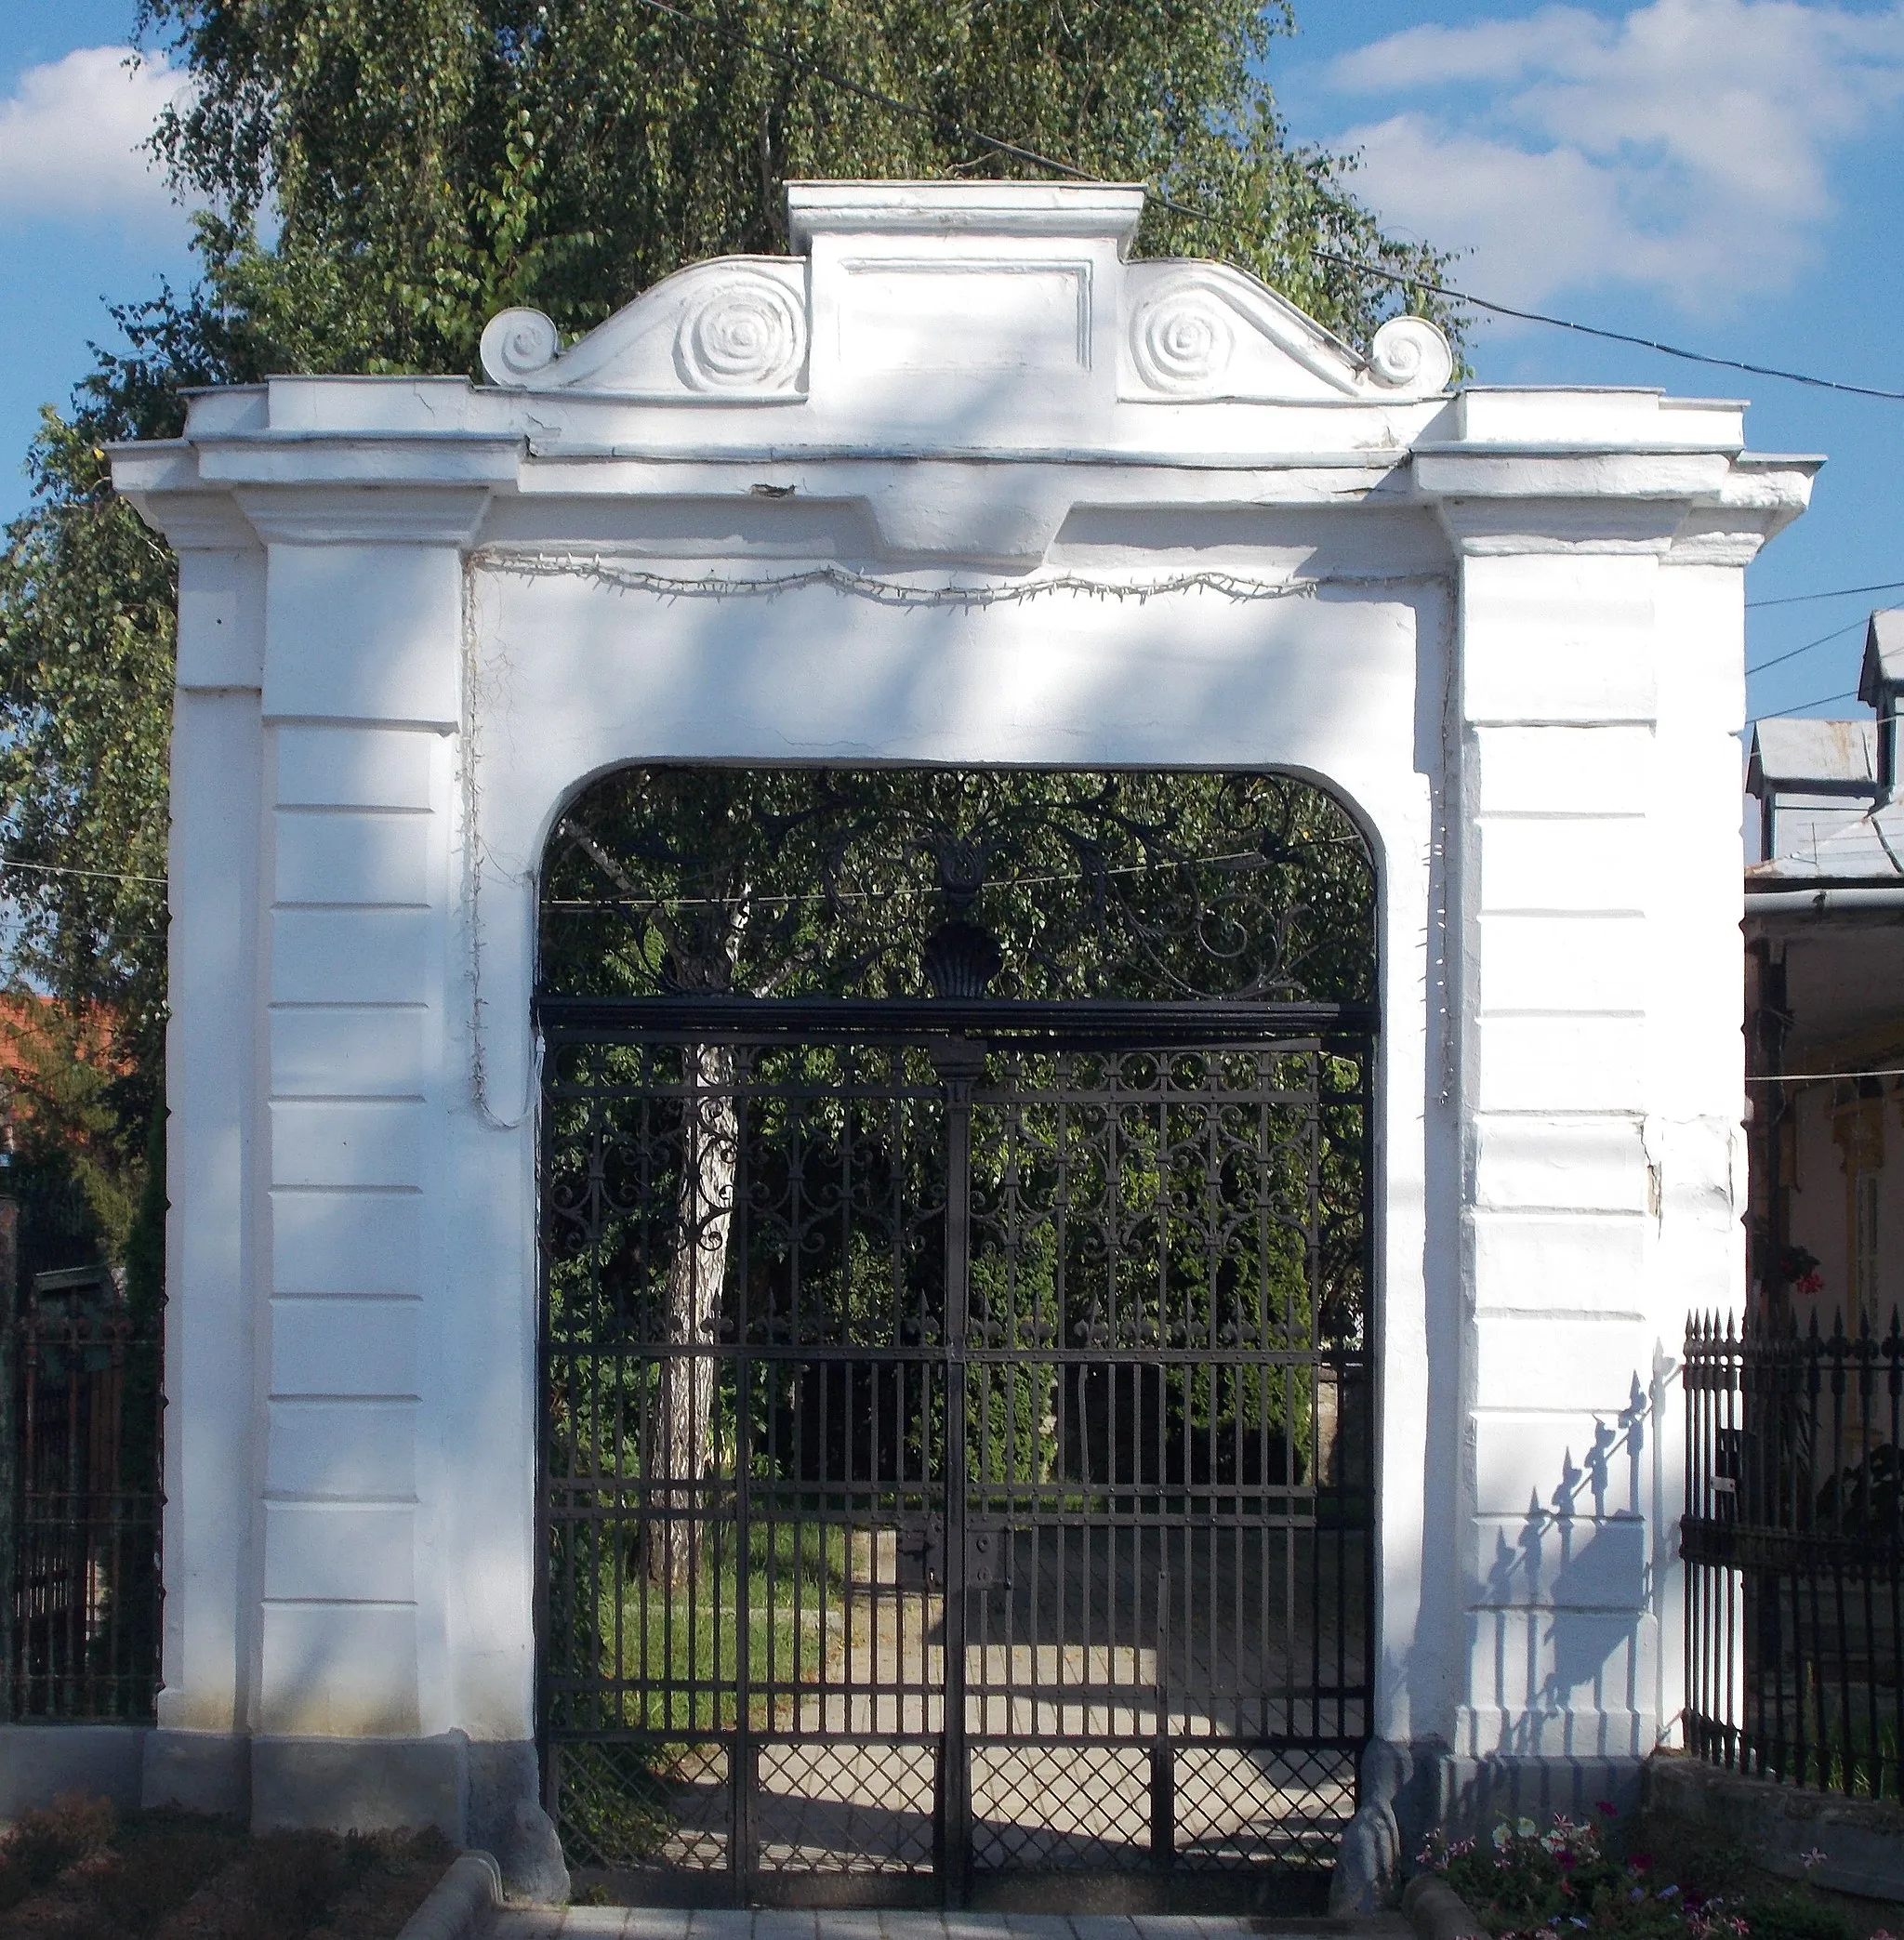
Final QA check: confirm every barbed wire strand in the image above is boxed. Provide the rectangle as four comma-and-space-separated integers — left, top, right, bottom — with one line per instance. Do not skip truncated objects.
481, 551, 1322, 609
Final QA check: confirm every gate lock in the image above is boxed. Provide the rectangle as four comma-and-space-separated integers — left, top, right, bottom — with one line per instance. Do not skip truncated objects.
892, 1518, 1013, 1591
964, 1524, 1013, 1591
894, 1517, 943, 1590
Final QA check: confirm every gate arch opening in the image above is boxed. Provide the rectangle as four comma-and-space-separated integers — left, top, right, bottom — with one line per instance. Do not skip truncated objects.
534, 767, 1377, 1909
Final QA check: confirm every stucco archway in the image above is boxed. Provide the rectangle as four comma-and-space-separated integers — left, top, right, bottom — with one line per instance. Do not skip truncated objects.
111, 181, 1814, 1888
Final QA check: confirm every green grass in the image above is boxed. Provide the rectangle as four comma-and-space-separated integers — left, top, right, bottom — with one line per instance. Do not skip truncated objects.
552, 1518, 869, 1733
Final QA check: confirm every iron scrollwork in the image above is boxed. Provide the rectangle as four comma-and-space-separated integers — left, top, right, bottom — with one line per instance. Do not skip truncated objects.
539, 767, 1374, 1009
536, 764, 1377, 1899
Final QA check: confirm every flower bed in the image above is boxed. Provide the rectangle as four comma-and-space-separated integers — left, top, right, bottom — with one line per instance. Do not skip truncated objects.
0, 1792, 454, 1939
1420, 1806, 1897, 1940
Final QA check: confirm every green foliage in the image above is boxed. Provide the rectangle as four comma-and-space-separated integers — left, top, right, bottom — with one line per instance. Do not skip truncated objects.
1739, 1896, 1854, 1940
0, 418, 173, 1145
544, 765, 1377, 1005
125, 1107, 167, 1330
1, 1000, 153, 1277
2, 1139, 110, 1298
134, 0, 1461, 380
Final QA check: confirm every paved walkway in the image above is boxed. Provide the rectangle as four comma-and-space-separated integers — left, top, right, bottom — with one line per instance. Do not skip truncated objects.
487, 1913, 1409, 1938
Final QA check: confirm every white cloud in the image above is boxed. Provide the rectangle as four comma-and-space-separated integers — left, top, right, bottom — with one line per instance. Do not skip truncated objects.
0, 46, 193, 232
1323, 0, 1904, 312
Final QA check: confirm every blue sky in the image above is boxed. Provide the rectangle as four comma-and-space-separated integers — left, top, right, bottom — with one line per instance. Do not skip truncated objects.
0, 0, 1899, 729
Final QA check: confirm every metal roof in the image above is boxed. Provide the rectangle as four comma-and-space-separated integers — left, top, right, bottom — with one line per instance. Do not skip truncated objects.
1748, 717, 1876, 793
1860, 608, 1904, 706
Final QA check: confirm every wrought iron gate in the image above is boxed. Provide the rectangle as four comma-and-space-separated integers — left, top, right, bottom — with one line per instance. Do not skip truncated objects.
536, 768, 1376, 1907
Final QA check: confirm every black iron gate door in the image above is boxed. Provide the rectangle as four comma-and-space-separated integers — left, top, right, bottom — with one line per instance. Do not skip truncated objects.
539, 1019, 1372, 1907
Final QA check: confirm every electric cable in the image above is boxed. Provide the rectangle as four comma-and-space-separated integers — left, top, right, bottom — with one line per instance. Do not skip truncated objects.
1746, 619, 1867, 680
1748, 579, 1904, 612
0, 857, 165, 886
1751, 688, 1860, 720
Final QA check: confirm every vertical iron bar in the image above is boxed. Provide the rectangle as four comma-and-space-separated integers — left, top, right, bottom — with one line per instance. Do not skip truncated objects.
1891, 1308, 1903, 1801
1151, 1564, 1174, 1868
938, 1039, 979, 1904
733, 1054, 756, 1900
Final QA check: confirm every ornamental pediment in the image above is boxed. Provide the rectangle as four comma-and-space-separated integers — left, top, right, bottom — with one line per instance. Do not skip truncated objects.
478, 180, 1453, 411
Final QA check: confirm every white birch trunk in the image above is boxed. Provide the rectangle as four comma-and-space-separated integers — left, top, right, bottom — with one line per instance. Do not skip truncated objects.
647, 1041, 738, 1589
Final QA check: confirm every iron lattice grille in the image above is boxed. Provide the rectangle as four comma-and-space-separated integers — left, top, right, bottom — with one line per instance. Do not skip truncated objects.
4, 1310, 162, 1723
539, 1029, 1372, 1903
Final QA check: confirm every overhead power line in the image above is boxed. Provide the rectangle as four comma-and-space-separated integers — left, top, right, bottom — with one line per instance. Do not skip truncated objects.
1752, 688, 1860, 721
1746, 618, 1867, 680
1311, 258, 1904, 403
0, 857, 166, 886
629, 0, 1904, 404
1748, 579, 1904, 612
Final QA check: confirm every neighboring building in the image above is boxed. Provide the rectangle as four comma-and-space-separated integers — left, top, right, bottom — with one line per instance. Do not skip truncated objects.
1745, 610, 1904, 1332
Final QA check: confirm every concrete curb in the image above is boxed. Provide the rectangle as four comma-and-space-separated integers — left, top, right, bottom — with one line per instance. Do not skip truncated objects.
1403, 1873, 1489, 1940
1644, 1755, 1904, 1904
394, 1850, 504, 1940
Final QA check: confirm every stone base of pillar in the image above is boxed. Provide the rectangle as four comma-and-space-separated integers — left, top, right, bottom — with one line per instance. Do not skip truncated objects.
1434, 1752, 1645, 1838
143, 1725, 251, 1816
467, 1738, 541, 1856
138, 1729, 543, 1844
252, 1731, 468, 1838
0, 1722, 149, 1815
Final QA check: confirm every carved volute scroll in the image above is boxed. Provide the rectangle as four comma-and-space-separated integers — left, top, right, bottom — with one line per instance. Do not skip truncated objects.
476, 183, 1448, 407
672, 271, 806, 391
479, 258, 809, 395
1120, 261, 1453, 403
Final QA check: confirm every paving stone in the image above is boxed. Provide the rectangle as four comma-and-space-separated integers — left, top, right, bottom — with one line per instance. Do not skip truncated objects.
1128, 1916, 1206, 1940
940, 1914, 1011, 1940
754, 1912, 819, 1940
813, 1912, 884, 1940
620, 1911, 695, 1940
689, 1912, 758, 1940
1069, 1918, 1139, 1940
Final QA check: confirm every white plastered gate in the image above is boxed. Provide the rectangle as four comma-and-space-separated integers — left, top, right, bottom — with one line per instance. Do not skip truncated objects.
107, 181, 1813, 1889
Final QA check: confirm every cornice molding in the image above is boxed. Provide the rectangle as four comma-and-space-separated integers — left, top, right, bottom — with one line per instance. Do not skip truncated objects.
234, 485, 496, 548
198, 432, 522, 489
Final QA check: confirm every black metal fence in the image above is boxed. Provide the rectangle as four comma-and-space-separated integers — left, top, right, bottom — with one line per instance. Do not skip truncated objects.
2, 1293, 163, 1721
1684, 1309, 1903, 1799
540, 1023, 1374, 1907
